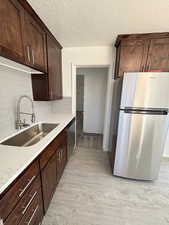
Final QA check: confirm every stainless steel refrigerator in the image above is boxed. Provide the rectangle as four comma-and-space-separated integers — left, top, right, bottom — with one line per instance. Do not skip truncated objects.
113, 72, 169, 180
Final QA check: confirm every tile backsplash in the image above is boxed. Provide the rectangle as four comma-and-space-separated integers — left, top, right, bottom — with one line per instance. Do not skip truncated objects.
0, 66, 72, 141
0, 66, 34, 140
0, 67, 52, 140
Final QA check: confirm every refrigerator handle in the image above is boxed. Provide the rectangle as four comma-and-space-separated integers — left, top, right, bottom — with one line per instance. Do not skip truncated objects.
124, 109, 168, 115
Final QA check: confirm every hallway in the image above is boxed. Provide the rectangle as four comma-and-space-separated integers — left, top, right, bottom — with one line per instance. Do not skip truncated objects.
76, 111, 103, 149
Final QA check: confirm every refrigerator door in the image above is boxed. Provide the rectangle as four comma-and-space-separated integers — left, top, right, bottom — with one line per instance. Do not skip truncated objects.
114, 110, 169, 180
120, 72, 169, 109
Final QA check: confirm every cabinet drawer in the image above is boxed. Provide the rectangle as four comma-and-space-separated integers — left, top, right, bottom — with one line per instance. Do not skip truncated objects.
4, 175, 41, 225
18, 191, 43, 225
0, 160, 39, 220
40, 130, 67, 169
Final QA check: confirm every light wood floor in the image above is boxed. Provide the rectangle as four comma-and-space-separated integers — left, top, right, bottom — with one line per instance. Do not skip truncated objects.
76, 110, 103, 149
42, 144, 169, 225
77, 133, 103, 149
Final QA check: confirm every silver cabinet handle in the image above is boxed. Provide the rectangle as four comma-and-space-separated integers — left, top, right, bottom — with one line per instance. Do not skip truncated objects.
27, 46, 31, 62
32, 49, 35, 65
19, 176, 36, 197
25, 205, 39, 225
22, 191, 37, 215
58, 151, 60, 161
58, 152, 60, 161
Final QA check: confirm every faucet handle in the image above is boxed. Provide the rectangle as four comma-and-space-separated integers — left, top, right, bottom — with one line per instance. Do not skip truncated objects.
32, 113, 35, 123
22, 119, 30, 128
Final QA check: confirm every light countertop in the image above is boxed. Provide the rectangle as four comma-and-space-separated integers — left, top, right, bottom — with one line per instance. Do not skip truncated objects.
0, 113, 75, 196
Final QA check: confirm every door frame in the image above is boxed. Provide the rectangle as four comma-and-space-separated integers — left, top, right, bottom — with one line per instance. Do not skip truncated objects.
71, 64, 113, 151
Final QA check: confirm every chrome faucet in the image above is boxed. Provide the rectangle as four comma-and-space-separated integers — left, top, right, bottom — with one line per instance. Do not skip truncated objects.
16, 95, 35, 130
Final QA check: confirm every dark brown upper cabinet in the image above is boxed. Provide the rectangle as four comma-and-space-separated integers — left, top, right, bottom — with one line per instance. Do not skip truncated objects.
0, 0, 63, 101
0, 0, 25, 64
47, 35, 62, 100
23, 12, 47, 73
146, 38, 169, 72
32, 34, 62, 101
0, 0, 62, 76
115, 39, 149, 77
114, 33, 169, 79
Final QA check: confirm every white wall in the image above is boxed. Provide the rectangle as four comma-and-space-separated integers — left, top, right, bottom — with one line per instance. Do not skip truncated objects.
51, 97, 72, 114
62, 46, 113, 97
62, 46, 114, 150
0, 66, 33, 140
0, 66, 67, 141
77, 68, 108, 134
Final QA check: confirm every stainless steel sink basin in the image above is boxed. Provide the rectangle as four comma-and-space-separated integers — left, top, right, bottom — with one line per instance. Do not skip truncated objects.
1, 123, 59, 147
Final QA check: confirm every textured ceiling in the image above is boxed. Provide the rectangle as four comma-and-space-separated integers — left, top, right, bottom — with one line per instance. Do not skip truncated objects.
27, 0, 169, 47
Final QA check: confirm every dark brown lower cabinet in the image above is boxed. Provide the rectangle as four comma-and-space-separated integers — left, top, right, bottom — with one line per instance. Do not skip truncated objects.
4, 175, 43, 225
0, 128, 70, 225
18, 191, 43, 225
41, 152, 57, 213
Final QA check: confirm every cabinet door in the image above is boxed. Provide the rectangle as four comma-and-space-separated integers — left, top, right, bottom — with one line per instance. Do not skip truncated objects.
146, 38, 169, 71
31, 35, 63, 101
41, 153, 57, 213
23, 12, 47, 72
31, 75, 49, 101
56, 143, 67, 184
115, 39, 149, 78
0, 0, 25, 63
47, 35, 62, 100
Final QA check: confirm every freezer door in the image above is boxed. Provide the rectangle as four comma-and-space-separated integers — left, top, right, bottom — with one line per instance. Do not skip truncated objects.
114, 111, 168, 180
120, 72, 169, 109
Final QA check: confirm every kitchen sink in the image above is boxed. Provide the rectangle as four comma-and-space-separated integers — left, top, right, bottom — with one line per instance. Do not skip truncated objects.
1, 123, 59, 147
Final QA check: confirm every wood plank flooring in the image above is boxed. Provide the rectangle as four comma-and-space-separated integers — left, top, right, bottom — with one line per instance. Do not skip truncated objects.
77, 133, 103, 149
76, 110, 103, 149
42, 144, 169, 225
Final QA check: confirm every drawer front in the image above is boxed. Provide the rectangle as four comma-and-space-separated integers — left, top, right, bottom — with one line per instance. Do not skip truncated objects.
0, 160, 39, 220
40, 130, 67, 169
4, 175, 41, 225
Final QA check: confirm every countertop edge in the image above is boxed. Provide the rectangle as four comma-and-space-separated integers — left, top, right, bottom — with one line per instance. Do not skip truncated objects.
0, 115, 75, 197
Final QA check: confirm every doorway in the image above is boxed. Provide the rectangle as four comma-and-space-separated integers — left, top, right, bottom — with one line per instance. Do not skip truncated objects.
75, 67, 109, 149
76, 74, 84, 136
